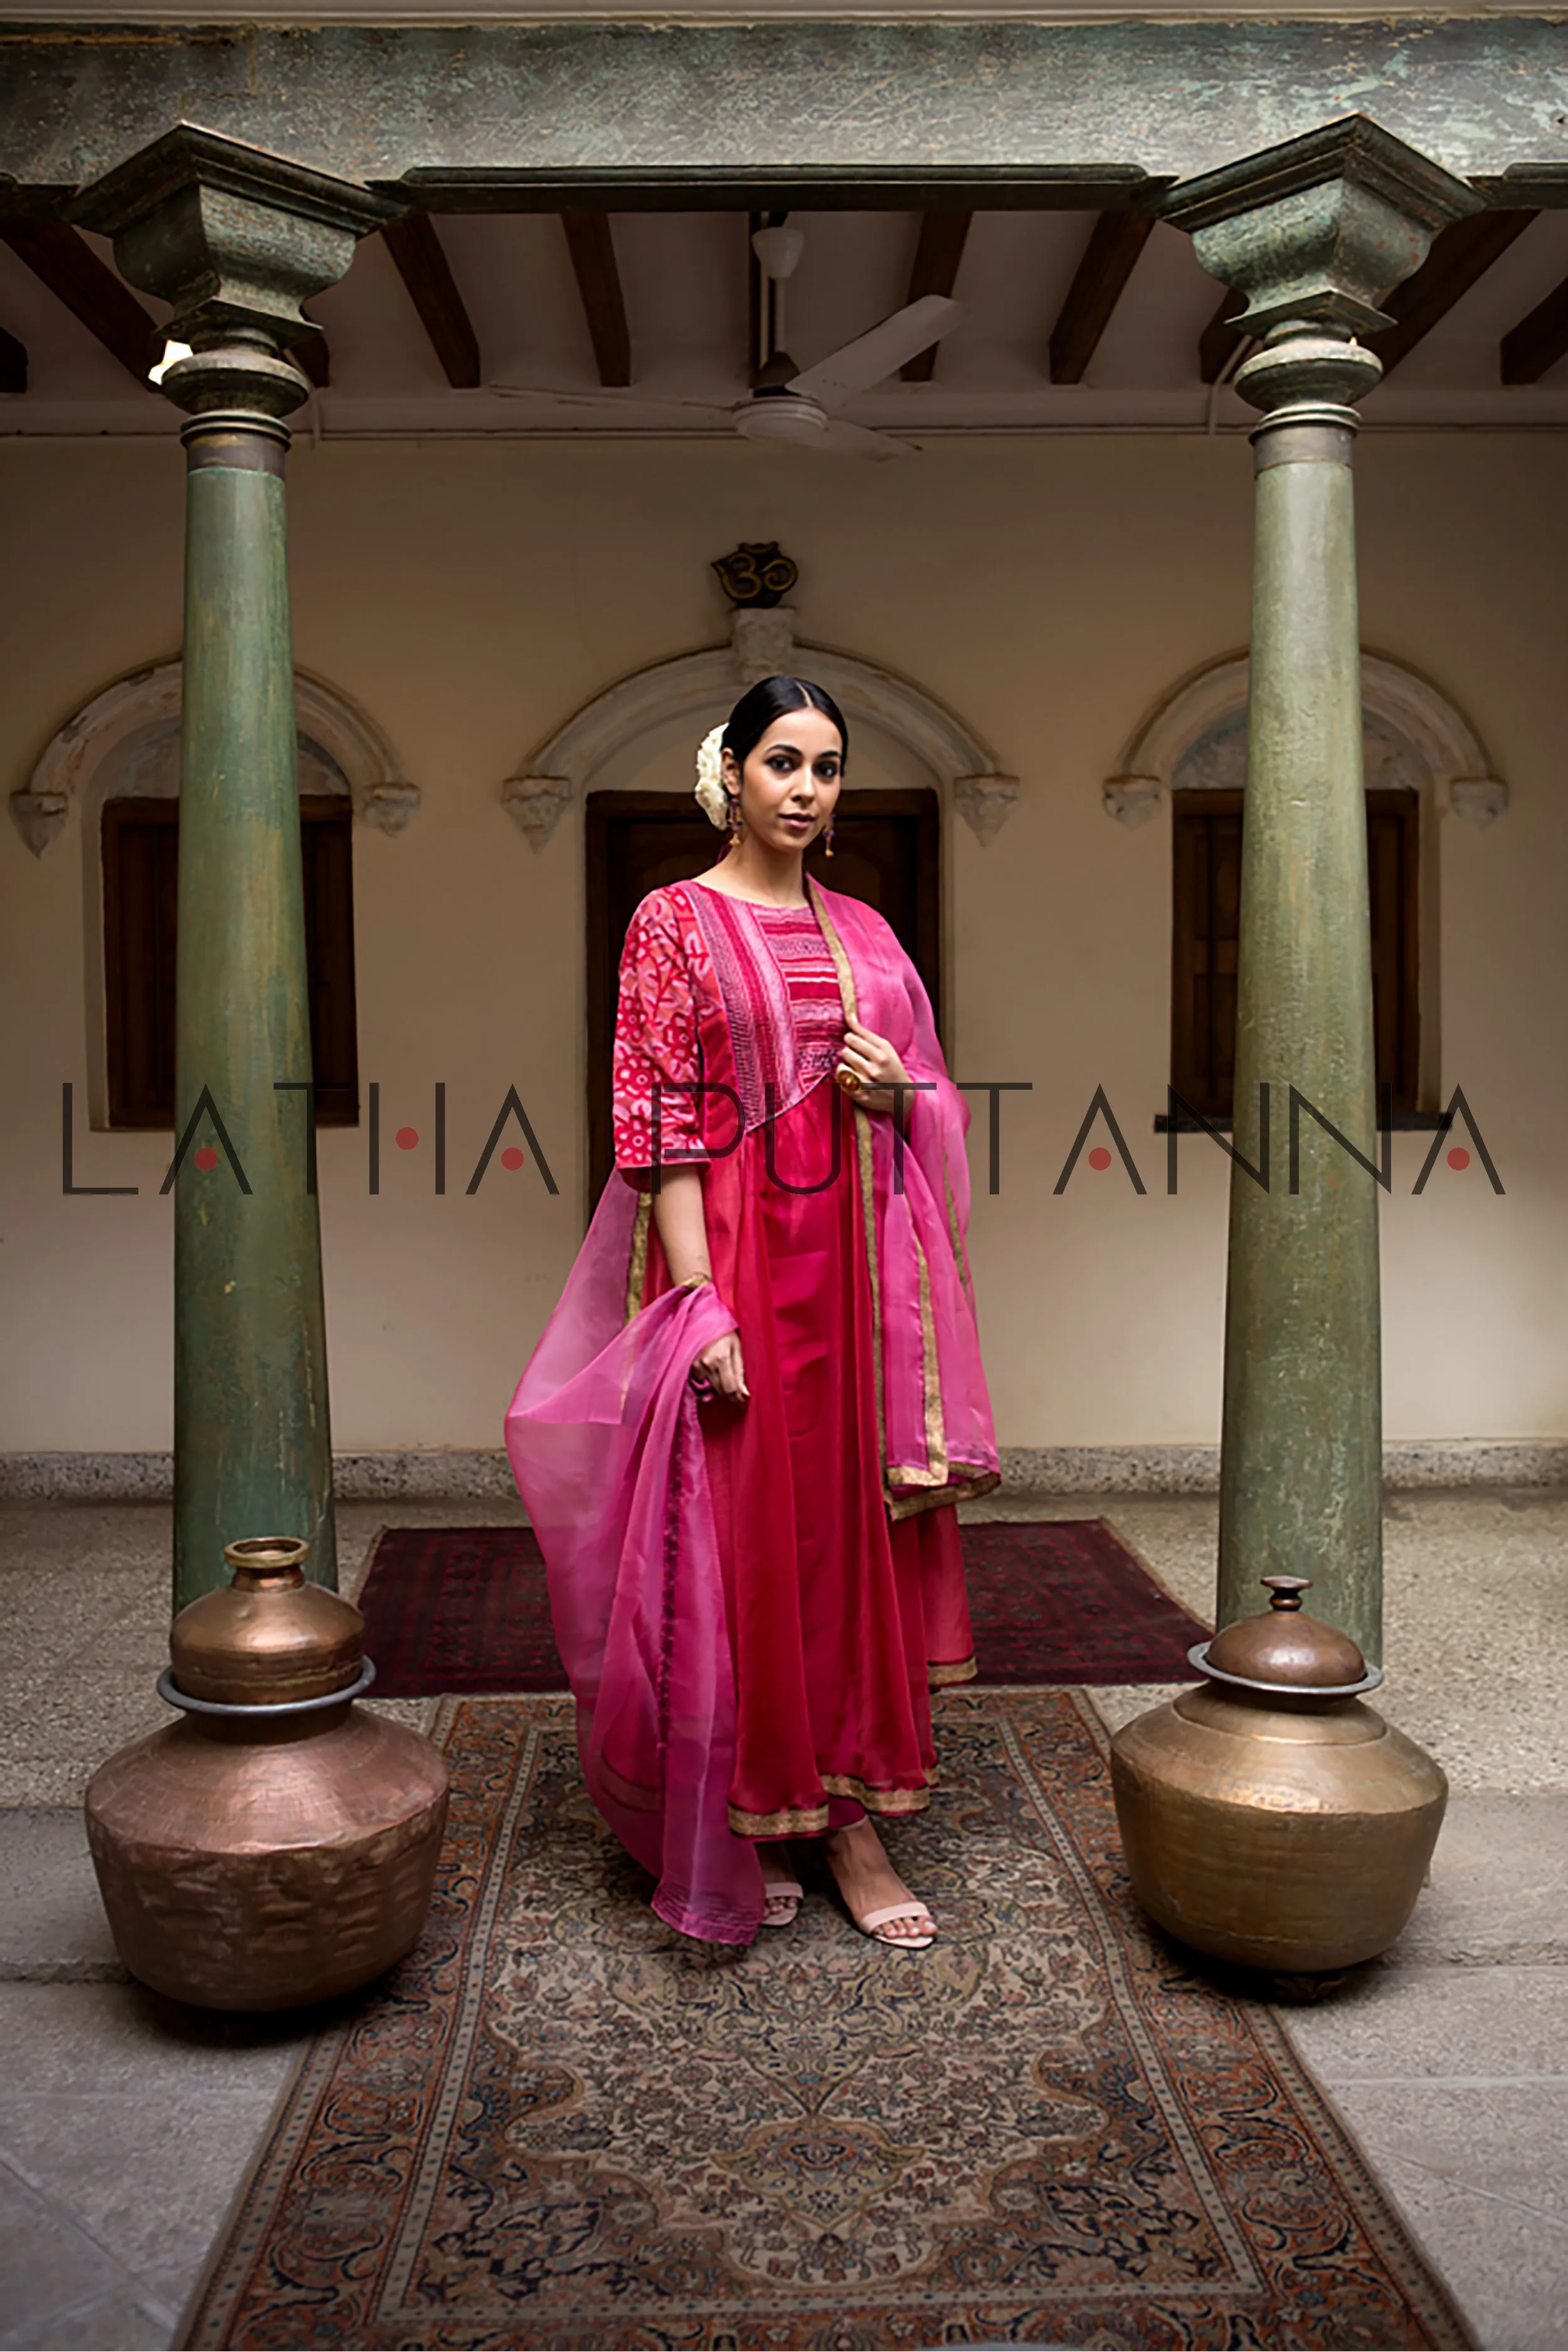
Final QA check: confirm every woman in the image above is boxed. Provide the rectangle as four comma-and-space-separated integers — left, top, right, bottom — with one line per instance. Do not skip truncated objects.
506, 676, 998, 1950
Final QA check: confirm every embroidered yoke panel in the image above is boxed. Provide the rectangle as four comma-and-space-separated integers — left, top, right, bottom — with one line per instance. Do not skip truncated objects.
679, 885, 846, 1132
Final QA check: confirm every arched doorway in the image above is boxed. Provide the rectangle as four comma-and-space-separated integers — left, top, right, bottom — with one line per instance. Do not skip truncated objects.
501, 602, 1016, 1199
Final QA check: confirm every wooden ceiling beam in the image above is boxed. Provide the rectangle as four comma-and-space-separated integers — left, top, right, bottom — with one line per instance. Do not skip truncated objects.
382, 213, 480, 389
562, 213, 631, 388
1049, 210, 1155, 386
0, 321, 26, 395
901, 210, 972, 381
0, 218, 155, 386
1500, 269, 1568, 385
1371, 209, 1537, 377
1199, 290, 1246, 385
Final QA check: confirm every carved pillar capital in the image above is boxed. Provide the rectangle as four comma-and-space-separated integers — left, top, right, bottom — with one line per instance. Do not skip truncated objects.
75, 127, 395, 419
1166, 117, 1480, 433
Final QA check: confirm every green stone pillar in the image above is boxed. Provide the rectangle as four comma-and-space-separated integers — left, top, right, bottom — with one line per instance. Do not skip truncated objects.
1166, 123, 1478, 1664
78, 132, 392, 1608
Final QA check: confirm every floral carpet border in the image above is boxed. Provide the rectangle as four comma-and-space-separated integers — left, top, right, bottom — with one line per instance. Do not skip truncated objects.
181, 1690, 1472, 2351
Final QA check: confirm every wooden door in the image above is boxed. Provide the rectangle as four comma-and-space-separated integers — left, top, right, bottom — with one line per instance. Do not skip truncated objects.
585, 787, 941, 1201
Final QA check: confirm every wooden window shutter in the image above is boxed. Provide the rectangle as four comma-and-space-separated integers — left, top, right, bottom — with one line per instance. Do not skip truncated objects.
102, 795, 359, 1129
1172, 787, 1420, 1120
1170, 790, 1244, 1119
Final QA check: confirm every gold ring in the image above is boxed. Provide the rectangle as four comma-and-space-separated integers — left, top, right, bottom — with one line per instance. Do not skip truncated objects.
836, 1067, 863, 1095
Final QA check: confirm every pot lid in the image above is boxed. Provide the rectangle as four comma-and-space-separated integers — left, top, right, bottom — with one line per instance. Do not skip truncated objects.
1202, 1576, 1371, 1693
169, 1536, 364, 1708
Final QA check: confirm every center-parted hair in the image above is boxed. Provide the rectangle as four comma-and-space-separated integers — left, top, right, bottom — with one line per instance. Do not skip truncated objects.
722, 675, 850, 774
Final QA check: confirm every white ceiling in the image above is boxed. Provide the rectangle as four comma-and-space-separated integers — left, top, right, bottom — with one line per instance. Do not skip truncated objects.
4, 206, 1567, 442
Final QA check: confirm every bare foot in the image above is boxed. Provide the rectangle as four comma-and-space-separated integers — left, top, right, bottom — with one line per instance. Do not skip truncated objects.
761, 1843, 802, 1927
824, 1817, 935, 1945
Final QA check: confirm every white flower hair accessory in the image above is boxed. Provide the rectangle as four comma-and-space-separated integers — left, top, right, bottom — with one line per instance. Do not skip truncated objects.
694, 723, 729, 829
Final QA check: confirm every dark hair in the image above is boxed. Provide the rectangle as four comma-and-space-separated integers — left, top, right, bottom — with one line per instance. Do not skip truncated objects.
722, 674, 849, 774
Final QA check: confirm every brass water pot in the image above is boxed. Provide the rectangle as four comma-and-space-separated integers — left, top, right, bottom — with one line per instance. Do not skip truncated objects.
85, 1537, 450, 2011
1110, 1575, 1447, 1974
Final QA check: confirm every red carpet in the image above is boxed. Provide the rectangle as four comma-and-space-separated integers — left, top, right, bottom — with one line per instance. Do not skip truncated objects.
358, 1518, 1207, 1696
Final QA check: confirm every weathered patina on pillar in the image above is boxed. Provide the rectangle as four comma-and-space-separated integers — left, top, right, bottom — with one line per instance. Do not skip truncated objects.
77, 132, 392, 1607
1166, 122, 1478, 1663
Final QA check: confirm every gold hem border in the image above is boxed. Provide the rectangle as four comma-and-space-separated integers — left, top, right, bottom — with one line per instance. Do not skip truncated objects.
729, 1769, 935, 1839
928, 1656, 979, 1689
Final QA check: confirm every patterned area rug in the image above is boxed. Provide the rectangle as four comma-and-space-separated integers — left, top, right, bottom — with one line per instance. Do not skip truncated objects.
357, 1519, 1208, 1696
182, 1692, 1468, 2351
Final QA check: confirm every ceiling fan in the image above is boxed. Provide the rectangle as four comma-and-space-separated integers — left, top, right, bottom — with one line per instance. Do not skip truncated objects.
488, 219, 962, 459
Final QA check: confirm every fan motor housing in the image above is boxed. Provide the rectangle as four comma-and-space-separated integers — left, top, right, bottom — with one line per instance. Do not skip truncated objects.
733, 393, 828, 443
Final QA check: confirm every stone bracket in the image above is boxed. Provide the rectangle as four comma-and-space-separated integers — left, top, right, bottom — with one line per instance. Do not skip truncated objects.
1101, 777, 1162, 829
1448, 777, 1509, 829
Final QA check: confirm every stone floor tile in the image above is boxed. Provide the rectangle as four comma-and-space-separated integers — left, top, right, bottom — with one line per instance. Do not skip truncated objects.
0, 1664, 169, 1810
1392, 1792, 1568, 1963
1342, 2137, 1568, 2351
0, 2090, 291, 2294
1326, 2078, 1568, 2227
0, 1501, 173, 1575
1084, 1680, 1187, 1737
0, 2158, 127, 2337
0, 1810, 122, 1979
0, 2285, 177, 2351
1287, 1962, 1568, 2085
0, 1981, 313, 2097
1377, 1493, 1568, 1793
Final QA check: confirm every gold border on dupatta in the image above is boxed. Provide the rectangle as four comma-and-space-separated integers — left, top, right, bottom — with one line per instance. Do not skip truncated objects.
624, 1192, 652, 1324
945, 1160, 976, 1304
887, 1469, 1002, 1522
882, 1230, 950, 1492
807, 878, 887, 1463
806, 880, 1001, 1525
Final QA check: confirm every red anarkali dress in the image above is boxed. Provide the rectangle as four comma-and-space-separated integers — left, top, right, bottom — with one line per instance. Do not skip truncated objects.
506, 876, 998, 1942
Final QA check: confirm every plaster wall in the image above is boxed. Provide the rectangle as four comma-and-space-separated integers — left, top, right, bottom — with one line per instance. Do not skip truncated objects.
1, 432, 1563, 1456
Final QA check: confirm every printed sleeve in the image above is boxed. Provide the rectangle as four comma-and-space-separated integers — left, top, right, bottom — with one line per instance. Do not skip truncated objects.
612, 891, 708, 1172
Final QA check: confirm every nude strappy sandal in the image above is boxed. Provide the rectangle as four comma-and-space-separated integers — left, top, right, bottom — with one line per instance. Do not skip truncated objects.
852, 1902, 936, 1951
761, 1879, 804, 1929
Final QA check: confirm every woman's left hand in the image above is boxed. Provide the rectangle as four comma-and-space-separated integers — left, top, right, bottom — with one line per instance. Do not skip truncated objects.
835, 1019, 911, 1112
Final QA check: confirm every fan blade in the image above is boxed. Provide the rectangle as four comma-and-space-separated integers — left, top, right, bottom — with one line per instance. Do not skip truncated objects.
787, 295, 961, 411
813, 418, 919, 460
486, 385, 616, 410
487, 383, 734, 421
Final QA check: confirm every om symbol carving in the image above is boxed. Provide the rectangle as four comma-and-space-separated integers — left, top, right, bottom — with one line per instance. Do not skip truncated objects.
711, 542, 799, 609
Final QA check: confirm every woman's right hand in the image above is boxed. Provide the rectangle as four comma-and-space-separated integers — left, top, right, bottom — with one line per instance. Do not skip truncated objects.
692, 1329, 748, 1404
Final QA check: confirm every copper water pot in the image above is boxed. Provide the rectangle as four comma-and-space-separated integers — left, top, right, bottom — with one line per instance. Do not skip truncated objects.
1110, 1575, 1447, 1974
85, 1537, 449, 2011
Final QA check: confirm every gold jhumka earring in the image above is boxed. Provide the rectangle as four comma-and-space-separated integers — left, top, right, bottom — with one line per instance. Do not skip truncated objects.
824, 815, 835, 858
726, 794, 743, 843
